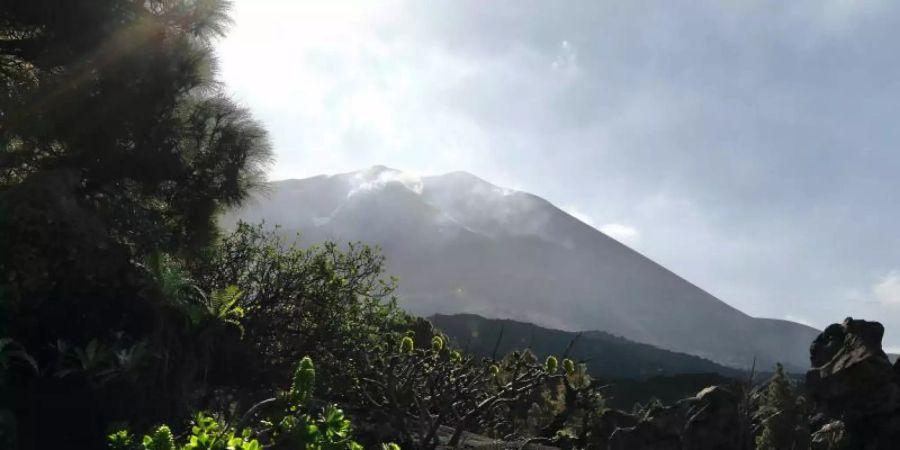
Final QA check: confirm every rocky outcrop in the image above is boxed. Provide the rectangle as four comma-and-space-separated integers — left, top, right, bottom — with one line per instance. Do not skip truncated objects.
607, 402, 683, 450
606, 384, 748, 450
434, 425, 559, 449
681, 386, 746, 450
806, 317, 900, 449
593, 409, 638, 443
608, 419, 681, 450
810, 419, 849, 450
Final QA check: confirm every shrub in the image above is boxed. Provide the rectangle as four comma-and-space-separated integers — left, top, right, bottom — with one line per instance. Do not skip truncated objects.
108, 357, 390, 450
754, 363, 810, 450
193, 223, 409, 401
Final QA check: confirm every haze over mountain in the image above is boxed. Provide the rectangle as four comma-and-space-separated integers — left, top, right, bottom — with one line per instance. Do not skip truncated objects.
224, 166, 819, 370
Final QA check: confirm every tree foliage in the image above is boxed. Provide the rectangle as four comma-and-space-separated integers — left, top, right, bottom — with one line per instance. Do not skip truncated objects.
193, 223, 409, 400
754, 363, 810, 450
0, 1, 270, 446
1, 0, 271, 258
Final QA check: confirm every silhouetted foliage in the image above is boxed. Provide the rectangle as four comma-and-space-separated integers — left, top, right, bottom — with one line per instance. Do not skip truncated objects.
193, 223, 409, 401
754, 363, 810, 450
0, 0, 269, 447
1, 0, 270, 254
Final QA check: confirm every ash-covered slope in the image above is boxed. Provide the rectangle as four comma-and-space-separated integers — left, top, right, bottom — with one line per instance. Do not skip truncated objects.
223, 166, 819, 370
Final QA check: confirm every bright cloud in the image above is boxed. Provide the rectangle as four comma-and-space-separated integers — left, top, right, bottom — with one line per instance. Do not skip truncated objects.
551, 40, 578, 76
873, 271, 900, 306
348, 167, 424, 197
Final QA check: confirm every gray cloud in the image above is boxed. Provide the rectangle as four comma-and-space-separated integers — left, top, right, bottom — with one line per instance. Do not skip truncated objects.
219, 0, 900, 346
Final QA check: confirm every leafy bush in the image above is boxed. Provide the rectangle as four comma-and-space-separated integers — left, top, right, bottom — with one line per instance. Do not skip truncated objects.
193, 223, 410, 400
109, 357, 392, 450
350, 320, 602, 449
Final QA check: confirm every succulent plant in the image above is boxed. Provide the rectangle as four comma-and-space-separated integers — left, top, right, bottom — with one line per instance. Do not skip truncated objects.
291, 356, 316, 403
400, 336, 414, 354
545, 355, 559, 373
431, 335, 444, 352
142, 425, 176, 450
563, 358, 575, 375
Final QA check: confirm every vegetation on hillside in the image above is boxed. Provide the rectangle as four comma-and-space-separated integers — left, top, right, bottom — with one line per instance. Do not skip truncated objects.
431, 313, 743, 379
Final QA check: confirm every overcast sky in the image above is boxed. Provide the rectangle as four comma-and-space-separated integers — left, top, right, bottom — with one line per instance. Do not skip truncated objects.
218, 0, 900, 348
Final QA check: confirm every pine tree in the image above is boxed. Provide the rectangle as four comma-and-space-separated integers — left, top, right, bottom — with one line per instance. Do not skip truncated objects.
1, 0, 270, 254
755, 363, 810, 450
0, 2, 271, 446
0, 0, 271, 356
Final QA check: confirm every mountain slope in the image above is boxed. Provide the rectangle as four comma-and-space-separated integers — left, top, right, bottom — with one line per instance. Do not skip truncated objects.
430, 313, 743, 409
223, 165, 819, 370
430, 313, 742, 379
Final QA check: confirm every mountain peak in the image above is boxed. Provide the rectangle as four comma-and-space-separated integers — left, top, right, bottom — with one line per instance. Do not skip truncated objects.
233, 168, 820, 371
428, 170, 519, 197
348, 165, 424, 196
439, 170, 489, 183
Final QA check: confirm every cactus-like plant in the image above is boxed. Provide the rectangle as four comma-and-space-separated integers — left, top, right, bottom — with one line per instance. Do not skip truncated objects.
399, 336, 414, 354
545, 355, 559, 373
107, 429, 134, 450
142, 425, 176, 450
563, 358, 575, 375
431, 335, 444, 352
291, 356, 316, 404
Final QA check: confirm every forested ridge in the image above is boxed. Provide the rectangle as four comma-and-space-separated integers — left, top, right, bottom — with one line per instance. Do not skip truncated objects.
430, 314, 743, 380
0, 2, 893, 450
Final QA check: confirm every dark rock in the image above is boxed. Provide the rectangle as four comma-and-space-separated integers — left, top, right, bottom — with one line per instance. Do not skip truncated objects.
681, 386, 745, 450
608, 421, 680, 450
597, 409, 638, 432
806, 317, 897, 414
589, 409, 638, 449
434, 426, 559, 450
844, 318, 888, 353
643, 403, 688, 435
605, 384, 748, 450
873, 415, 900, 448
806, 317, 900, 449
808, 412, 831, 434
810, 420, 850, 450
810, 323, 850, 368
607, 401, 684, 450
